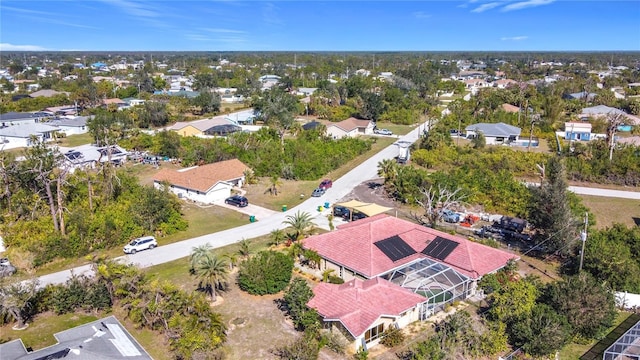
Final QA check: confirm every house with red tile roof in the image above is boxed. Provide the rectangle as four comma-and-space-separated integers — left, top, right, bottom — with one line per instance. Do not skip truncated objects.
153, 159, 250, 204
304, 214, 518, 351
308, 278, 425, 352
326, 117, 374, 139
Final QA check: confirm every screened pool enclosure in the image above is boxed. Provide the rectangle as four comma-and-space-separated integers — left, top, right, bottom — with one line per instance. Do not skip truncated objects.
381, 258, 471, 319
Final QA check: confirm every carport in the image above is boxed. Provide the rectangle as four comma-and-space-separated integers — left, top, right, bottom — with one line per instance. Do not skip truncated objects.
334, 200, 393, 220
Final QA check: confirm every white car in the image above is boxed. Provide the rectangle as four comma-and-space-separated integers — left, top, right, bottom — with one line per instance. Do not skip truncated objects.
375, 129, 393, 135
123, 236, 158, 254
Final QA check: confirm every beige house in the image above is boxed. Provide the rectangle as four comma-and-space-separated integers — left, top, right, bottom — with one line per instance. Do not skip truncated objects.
326, 117, 374, 139
153, 159, 250, 204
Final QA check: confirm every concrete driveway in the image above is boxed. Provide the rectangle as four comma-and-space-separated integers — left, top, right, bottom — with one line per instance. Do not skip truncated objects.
214, 200, 279, 220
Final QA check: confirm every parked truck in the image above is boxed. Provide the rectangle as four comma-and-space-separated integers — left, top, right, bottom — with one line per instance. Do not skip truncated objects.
396, 141, 411, 164
441, 209, 461, 223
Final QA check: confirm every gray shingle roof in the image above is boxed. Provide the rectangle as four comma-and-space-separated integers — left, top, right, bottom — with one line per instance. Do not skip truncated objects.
0, 123, 58, 138
465, 122, 521, 137
0, 316, 152, 360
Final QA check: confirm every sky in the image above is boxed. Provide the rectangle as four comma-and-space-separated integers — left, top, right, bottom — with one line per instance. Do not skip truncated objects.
0, 0, 639, 52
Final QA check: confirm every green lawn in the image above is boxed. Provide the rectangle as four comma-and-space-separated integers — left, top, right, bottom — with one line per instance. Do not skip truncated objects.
56, 132, 93, 147
0, 313, 99, 350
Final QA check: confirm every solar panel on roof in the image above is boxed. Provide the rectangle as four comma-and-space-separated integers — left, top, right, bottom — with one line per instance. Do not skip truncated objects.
65, 151, 83, 160
374, 235, 417, 262
421, 236, 459, 261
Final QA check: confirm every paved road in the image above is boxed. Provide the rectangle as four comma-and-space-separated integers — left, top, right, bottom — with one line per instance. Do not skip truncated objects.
524, 182, 640, 199
567, 186, 640, 199
36, 125, 426, 287
33, 126, 640, 287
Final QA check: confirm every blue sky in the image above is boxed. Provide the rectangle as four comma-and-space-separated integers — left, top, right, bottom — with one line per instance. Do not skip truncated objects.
1, 1, 639, 51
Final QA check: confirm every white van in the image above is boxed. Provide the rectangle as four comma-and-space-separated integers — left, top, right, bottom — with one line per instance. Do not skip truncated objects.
123, 236, 157, 254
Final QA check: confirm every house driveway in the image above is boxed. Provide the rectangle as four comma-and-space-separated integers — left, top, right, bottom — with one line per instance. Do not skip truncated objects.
213, 201, 279, 220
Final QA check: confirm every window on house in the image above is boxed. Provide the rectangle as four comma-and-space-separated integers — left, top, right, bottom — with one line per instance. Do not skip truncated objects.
364, 323, 384, 343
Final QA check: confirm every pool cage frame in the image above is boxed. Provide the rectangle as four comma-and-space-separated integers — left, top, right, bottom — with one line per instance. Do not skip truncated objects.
603, 320, 640, 360
381, 258, 472, 320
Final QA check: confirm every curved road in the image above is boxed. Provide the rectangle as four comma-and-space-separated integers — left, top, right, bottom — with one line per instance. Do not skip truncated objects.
35, 125, 640, 286
36, 127, 425, 287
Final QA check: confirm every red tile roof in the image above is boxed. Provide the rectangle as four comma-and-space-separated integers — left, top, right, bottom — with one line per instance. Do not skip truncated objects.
153, 159, 249, 193
331, 117, 372, 132
303, 214, 517, 279
307, 277, 425, 337
501, 103, 521, 113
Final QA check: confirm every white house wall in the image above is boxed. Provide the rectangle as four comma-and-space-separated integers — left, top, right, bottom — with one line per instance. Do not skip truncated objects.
154, 182, 232, 204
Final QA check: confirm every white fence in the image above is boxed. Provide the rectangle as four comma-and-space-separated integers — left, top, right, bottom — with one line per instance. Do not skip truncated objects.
615, 292, 640, 309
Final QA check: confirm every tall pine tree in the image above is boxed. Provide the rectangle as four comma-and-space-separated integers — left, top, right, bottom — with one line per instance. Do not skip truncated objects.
527, 156, 578, 256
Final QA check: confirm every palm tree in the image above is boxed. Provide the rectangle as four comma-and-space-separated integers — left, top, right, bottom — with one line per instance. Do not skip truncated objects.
193, 254, 229, 301
190, 243, 213, 273
282, 211, 316, 241
377, 159, 398, 187
223, 253, 238, 271
269, 228, 286, 247
237, 238, 252, 260
270, 176, 283, 196
303, 249, 322, 269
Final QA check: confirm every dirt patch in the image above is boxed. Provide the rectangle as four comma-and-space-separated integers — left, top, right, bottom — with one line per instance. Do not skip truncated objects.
217, 273, 301, 360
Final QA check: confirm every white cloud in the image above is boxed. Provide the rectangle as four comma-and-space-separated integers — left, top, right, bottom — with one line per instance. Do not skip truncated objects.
413, 11, 431, 19
102, 0, 159, 18
471, 2, 504, 13
501, 0, 555, 12
501, 36, 529, 41
0, 43, 47, 51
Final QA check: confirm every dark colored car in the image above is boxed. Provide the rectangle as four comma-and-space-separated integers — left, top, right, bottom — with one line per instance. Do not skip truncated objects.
319, 179, 333, 190
311, 188, 326, 197
351, 211, 367, 221
333, 205, 349, 217
225, 195, 248, 207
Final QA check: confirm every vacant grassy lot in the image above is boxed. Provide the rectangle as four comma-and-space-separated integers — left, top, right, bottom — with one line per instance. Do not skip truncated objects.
579, 194, 640, 229
57, 132, 93, 147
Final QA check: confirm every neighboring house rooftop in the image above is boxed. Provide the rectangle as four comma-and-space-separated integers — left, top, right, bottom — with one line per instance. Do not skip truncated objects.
465, 122, 521, 138
29, 89, 69, 98
153, 159, 249, 193
308, 277, 425, 338
304, 214, 517, 279
102, 98, 126, 105
580, 105, 640, 125
0, 315, 153, 360
501, 103, 521, 113
0, 123, 58, 138
330, 117, 372, 133
565, 91, 597, 100
168, 117, 238, 133
0, 112, 40, 121
302, 120, 324, 131
46, 116, 89, 128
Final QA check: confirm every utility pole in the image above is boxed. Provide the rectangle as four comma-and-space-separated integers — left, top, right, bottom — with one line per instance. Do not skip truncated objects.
579, 212, 588, 272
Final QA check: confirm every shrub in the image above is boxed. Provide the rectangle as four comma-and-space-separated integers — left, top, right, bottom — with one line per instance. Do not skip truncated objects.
327, 275, 344, 284
380, 326, 405, 347
277, 332, 320, 360
238, 251, 294, 295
